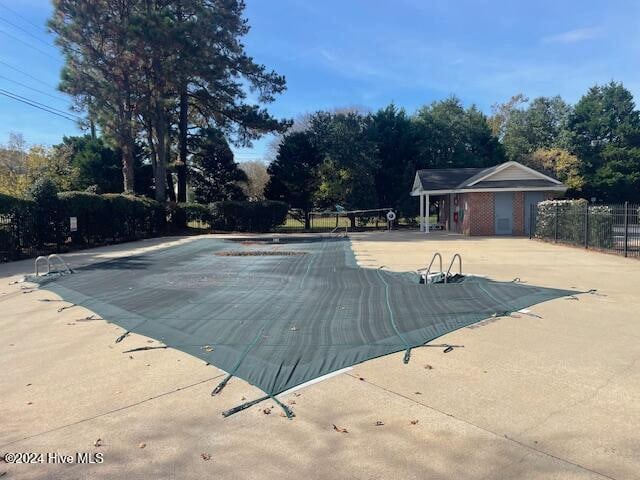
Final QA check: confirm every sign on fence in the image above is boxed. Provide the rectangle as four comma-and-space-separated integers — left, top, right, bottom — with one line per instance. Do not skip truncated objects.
70, 217, 78, 232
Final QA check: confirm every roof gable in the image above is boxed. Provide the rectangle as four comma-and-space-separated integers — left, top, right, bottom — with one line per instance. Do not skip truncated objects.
411, 161, 565, 195
464, 161, 562, 187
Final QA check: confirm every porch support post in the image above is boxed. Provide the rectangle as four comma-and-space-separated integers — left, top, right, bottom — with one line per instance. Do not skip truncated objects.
419, 193, 424, 232
424, 194, 430, 234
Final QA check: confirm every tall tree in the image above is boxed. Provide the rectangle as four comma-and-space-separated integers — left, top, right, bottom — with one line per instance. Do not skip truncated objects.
50, 1, 144, 194
502, 96, 572, 161
189, 128, 247, 203
488, 93, 528, 139
170, 0, 289, 202
310, 111, 378, 210
414, 97, 503, 169
52, 135, 123, 193
567, 82, 640, 201
368, 104, 419, 216
50, 0, 288, 202
264, 131, 322, 228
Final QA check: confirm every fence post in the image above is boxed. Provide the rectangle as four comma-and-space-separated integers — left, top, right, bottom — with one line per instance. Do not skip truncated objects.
554, 203, 559, 242
584, 204, 589, 249
624, 201, 629, 258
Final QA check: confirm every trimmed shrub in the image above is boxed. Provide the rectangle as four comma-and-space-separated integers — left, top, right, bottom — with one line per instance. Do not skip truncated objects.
58, 191, 108, 245
27, 178, 61, 248
102, 194, 165, 240
182, 203, 212, 223
0, 193, 35, 260
535, 199, 613, 248
210, 200, 288, 232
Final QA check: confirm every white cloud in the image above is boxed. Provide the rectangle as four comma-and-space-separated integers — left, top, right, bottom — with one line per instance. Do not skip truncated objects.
542, 27, 603, 44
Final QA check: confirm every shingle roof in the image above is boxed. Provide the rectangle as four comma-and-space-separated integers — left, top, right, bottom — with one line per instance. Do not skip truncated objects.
412, 161, 566, 194
415, 167, 486, 191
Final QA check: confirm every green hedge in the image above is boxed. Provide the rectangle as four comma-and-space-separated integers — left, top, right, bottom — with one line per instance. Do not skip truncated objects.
210, 200, 288, 232
0, 193, 35, 261
1, 192, 289, 261
535, 199, 613, 248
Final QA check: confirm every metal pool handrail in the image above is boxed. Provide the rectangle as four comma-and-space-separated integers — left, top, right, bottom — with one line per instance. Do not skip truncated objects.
419, 252, 442, 285
48, 254, 72, 275
444, 253, 462, 284
35, 256, 49, 276
34, 254, 72, 277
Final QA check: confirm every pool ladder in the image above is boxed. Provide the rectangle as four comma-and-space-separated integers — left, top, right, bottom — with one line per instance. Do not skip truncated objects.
330, 226, 348, 238
419, 252, 462, 284
35, 254, 72, 277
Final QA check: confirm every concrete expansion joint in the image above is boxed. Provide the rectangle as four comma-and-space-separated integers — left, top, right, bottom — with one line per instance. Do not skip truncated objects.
346, 372, 618, 480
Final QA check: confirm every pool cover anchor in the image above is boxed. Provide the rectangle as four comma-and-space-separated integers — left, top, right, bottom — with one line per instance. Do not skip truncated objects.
211, 374, 233, 396
122, 345, 168, 353
115, 331, 130, 343
222, 393, 295, 419
423, 343, 464, 353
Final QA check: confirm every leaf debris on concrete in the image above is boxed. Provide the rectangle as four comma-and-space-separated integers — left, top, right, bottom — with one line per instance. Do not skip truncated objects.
332, 424, 348, 433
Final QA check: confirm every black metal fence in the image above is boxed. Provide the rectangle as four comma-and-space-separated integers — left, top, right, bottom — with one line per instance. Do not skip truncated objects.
531, 202, 640, 257
276, 209, 400, 232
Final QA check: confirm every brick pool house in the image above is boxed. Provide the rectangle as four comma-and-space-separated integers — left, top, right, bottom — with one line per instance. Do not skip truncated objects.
410, 161, 567, 236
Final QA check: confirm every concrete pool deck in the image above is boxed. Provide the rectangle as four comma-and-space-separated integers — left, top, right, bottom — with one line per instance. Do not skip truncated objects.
1, 232, 638, 479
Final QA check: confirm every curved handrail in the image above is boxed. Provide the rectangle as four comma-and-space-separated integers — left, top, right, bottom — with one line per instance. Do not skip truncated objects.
48, 254, 72, 275
35, 256, 49, 276
419, 252, 442, 285
444, 253, 462, 284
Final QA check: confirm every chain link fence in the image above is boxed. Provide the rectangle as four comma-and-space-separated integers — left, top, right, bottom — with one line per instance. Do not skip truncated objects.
531, 201, 639, 257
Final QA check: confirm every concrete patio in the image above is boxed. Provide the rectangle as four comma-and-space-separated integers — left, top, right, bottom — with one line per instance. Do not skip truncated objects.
1, 232, 638, 479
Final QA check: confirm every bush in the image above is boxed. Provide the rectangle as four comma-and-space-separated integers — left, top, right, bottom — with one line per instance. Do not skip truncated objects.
535, 199, 613, 248
210, 200, 288, 232
0, 193, 35, 260
102, 194, 165, 241
27, 178, 60, 248
58, 191, 108, 245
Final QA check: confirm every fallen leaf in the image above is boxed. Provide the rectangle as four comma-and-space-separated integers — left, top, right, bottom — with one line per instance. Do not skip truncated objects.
288, 400, 296, 405
138, 442, 146, 449
414, 391, 422, 395
26, 383, 32, 387
201, 453, 211, 461
241, 396, 246, 401
293, 392, 301, 397
374, 421, 384, 426
332, 424, 348, 433
201, 345, 214, 352
410, 420, 419, 425
129, 356, 134, 360
262, 407, 271, 415
146, 340, 154, 343
358, 376, 365, 381
27, 402, 33, 406
94, 438, 102, 447
424, 364, 433, 370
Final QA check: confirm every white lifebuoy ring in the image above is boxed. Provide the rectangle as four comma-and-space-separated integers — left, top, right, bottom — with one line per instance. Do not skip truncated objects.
386, 211, 396, 221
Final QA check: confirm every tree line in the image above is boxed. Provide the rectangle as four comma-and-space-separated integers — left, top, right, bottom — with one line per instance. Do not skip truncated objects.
2, 1, 638, 218
266, 82, 640, 223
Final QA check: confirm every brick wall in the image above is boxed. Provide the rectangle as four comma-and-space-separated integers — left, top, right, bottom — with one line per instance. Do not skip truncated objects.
461, 192, 495, 235
513, 192, 524, 235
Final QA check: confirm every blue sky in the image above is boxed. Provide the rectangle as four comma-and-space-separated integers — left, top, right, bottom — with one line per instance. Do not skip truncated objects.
1, 0, 639, 162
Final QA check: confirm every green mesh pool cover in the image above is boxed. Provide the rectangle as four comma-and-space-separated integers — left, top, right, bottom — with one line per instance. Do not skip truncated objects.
32, 237, 576, 417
